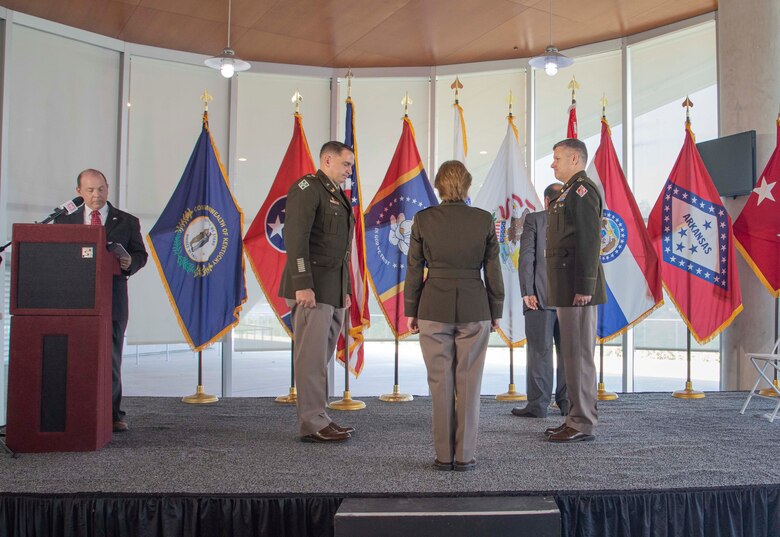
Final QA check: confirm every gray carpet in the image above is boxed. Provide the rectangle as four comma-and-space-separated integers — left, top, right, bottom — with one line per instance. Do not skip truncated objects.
2, 392, 779, 496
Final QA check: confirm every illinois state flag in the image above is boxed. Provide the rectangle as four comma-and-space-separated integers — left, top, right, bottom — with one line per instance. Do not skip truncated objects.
147, 112, 247, 351
365, 116, 437, 338
336, 97, 370, 376
244, 114, 316, 335
587, 117, 663, 342
648, 121, 743, 344
734, 117, 780, 297
473, 115, 540, 347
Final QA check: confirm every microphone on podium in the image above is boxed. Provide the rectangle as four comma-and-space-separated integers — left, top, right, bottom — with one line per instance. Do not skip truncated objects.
39, 196, 84, 224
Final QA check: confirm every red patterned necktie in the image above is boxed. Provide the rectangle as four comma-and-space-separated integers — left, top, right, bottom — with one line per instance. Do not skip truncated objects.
90, 210, 101, 226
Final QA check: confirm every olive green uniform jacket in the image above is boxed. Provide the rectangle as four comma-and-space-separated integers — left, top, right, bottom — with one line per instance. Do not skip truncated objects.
279, 170, 354, 308
404, 201, 504, 322
545, 170, 607, 307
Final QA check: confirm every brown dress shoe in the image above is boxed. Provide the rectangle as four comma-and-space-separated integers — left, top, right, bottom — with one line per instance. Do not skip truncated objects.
547, 426, 594, 443
301, 425, 351, 443
329, 422, 355, 434
544, 423, 567, 437
112, 420, 129, 433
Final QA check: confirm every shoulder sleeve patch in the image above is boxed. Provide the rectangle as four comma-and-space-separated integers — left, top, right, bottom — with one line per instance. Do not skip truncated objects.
576, 185, 588, 197
299, 179, 310, 190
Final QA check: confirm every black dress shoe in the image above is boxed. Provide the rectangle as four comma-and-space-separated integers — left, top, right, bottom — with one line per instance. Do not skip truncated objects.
454, 459, 476, 471
547, 426, 594, 443
434, 459, 453, 471
329, 422, 355, 434
301, 426, 351, 443
544, 423, 567, 437
511, 407, 546, 418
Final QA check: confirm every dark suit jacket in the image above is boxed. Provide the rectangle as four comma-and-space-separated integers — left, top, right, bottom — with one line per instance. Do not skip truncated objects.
518, 210, 554, 312
404, 201, 504, 323
545, 170, 606, 307
55, 202, 148, 321
279, 170, 354, 308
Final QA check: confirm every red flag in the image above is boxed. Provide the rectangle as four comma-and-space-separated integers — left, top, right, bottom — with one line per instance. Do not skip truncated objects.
567, 100, 578, 139
336, 97, 370, 376
647, 121, 743, 344
733, 118, 780, 297
244, 114, 316, 334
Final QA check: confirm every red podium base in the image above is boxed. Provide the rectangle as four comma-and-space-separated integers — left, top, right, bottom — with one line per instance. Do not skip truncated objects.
6, 315, 112, 452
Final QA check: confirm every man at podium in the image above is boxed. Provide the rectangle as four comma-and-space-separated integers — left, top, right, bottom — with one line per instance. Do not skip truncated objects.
56, 168, 148, 433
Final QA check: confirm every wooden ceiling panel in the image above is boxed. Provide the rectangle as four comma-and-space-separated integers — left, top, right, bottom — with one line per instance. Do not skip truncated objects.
120, 7, 249, 56
2, 0, 718, 67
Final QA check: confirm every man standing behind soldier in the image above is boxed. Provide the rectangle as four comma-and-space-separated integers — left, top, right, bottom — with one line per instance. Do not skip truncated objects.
511, 182, 569, 419
544, 139, 606, 443
279, 141, 356, 443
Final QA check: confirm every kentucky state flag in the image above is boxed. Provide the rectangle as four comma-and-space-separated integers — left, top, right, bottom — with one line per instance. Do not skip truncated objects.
244, 113, 316, 335
365, 116, 437, 338
648, 120, 743, 344
336, 97, 371, 376
147, 112, 246, 351
473, 115, 541, 347
734, 116, 780, 297
587, 117, 663, 342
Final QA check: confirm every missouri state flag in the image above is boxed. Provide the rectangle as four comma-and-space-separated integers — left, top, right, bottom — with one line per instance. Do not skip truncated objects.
365, 116, 437, 338
147, 112, 247, 351
473, 115, 540, 347
648, 120, 743, 344
734, 116, 780, 297
586, 117, 663, 342
244, 114, 316, 335
336, 97, 370, 376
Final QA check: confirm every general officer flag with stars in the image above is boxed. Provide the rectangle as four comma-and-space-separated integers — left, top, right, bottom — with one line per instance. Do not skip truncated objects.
647, 117, 743, 344
147, 112, 247, 352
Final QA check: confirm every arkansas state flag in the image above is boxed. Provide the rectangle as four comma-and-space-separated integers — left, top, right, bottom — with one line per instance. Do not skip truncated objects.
336, 97, 371, 376
147, 112, 247, 351
473, 115, 540, 347
567, 100, 578, 139
734, 117, 780, 297
648, 121, 743, 344
587, 117, 663, 342
244, 114, 316, 335
365, 116, 437, 338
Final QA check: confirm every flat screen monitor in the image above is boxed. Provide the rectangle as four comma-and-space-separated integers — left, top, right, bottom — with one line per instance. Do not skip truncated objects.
696, 130, 756, 197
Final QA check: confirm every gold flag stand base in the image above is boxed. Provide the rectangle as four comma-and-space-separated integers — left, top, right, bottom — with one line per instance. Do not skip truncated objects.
759, 379, 780, 397
379, 385, 413, 402
182, 385, 218, 404
275, 387, 297, 404
329, 390, 366, 410
597, 382, 619, 401
673, 381, 705, 399
495, 383, 527, 402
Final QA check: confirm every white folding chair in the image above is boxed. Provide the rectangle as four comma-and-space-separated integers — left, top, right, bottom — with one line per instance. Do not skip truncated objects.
740, 337, 780, 422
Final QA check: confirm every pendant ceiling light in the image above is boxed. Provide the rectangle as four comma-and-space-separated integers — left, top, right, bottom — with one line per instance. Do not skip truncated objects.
205, 0, 250, 78
528, 0, 573, 76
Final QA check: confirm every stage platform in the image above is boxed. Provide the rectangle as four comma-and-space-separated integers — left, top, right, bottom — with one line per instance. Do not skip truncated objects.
1, 392, 779, 536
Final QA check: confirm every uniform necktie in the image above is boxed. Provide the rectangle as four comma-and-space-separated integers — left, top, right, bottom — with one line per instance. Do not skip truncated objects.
90, 210, 101, 226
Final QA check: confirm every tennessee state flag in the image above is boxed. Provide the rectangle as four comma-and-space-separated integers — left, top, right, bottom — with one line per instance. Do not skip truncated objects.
734, 116, 780, 297
244, 114, 316, 334
147, 112, 247, 351
648, 120, 743, 344
365, 116, 437, 338
336, 97, 370, 376
587, 117, 663, 342
567, 100, 578, 139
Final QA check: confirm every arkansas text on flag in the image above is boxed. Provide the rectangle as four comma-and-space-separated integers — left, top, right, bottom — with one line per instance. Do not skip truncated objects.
147, 112, 246, 351
734, 118, 780, 297
244, 114, 316, 335
587, 117, 663, 342
648, 122, 743, 344
365, 116, 438, 338
473, 115, 540, 347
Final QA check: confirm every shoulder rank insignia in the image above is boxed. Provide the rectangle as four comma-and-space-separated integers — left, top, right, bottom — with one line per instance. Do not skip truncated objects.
299, 179, 310, 190
576, 185, 588, 197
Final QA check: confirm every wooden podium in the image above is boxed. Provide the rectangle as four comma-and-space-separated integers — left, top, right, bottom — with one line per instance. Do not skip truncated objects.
6, 223, 117, 452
